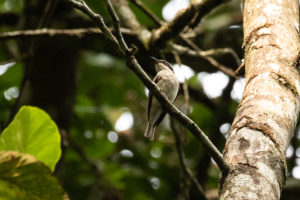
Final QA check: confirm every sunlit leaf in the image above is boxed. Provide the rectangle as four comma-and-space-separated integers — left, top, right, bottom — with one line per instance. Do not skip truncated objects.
0, 106, 61, 172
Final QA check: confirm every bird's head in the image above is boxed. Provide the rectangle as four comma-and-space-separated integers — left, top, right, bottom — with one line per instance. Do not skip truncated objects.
151, 57, 174, 73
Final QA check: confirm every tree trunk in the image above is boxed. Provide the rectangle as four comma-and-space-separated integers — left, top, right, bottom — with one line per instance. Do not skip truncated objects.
12, 1, 79, 130
220, 0, 300, 199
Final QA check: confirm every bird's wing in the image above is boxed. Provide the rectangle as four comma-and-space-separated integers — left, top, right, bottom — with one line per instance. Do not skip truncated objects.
147, 74, 161, 119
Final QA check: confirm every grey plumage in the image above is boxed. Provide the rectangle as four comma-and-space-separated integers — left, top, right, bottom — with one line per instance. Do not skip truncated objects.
144, 58, 179, 140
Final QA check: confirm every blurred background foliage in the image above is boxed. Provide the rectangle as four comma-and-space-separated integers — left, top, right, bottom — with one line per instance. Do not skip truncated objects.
0, 0, 299, 199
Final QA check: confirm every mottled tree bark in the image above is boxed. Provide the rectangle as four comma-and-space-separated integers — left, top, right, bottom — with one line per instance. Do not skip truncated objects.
220, 0, 300, 199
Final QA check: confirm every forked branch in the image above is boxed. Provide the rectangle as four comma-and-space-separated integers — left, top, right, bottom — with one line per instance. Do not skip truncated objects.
63, 0, 229, 174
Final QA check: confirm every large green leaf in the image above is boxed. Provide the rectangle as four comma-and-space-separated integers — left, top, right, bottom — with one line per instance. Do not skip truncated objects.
0, 106, 61, 171
0, 151, 67, 200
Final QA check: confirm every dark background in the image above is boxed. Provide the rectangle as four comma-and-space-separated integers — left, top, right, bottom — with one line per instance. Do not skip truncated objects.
0, 0, 299, 199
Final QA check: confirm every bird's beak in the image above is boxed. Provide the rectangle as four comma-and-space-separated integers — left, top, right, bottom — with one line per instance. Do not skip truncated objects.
150, 57, 159, 62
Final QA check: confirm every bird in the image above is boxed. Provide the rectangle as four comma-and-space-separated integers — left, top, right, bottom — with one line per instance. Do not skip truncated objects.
144, 57, 179, 140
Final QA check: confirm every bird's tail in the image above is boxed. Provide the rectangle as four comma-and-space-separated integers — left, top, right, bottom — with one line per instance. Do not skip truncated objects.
144, 122, 156, 141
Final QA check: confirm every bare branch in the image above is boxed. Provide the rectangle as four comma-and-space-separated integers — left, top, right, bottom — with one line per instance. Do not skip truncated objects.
172, 44, 237, 78
64, 0, 122, 54
151, 0, 229, 46
179, 36, 240, 66
129, 0, 163, 26
187, 86, 217, 111
104, 0, 128, 51
170, 117, 207, 200
61, 130, 120, 198
65, 136, 103, 177
235, 58, 245, 76
111, 0, 151, 46
0, 28, 133, 41
64, 0, 229, 174
38, 0, 60, 28
127, 0, 238, 78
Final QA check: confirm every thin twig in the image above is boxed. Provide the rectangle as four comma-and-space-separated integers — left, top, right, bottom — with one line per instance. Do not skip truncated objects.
127, 0, 234, 115
60, 130, 103, 176
180, 35, 240, 66
171, 117, 190, 200
150, 0, 229, 46
179, 36, 237, 77
172, 43, 236, 78
110, 0, 151, 46
61, 130, 121, 198
235, 58, 245, 76
64, 0, 229, 175
0, 28, 133, 41
26, 0, 60, 62
68, 138, 103, 176
170, 118, 207, 200
129, 0, 163, 26
64, 0, 121, 53
38, 0, 60, 28
104, 0, 128, 52
128, 0, 238, 78
0, 54, 29, 65
119, 0, 229, 47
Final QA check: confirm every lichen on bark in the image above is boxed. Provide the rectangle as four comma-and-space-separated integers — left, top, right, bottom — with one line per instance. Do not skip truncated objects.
220, 0, 300, 199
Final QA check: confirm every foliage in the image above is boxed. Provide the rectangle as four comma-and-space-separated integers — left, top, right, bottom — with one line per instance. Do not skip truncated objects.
0, 106, 61, 172
0, 106, 64, 199
0, 151, 66, 200
0, 0, 242, 199
1, 0, 298, 199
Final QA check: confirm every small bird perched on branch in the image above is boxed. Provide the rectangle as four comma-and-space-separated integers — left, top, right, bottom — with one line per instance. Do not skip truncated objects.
144, 57, 179, 140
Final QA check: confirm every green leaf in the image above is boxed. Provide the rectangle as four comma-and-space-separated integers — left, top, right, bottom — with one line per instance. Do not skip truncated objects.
0, 106, 61, 172
0, 151, 67, 200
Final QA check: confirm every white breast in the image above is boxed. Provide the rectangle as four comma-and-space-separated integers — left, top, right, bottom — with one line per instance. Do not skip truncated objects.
157, 70, 179, 102
148, 69, 179, 124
